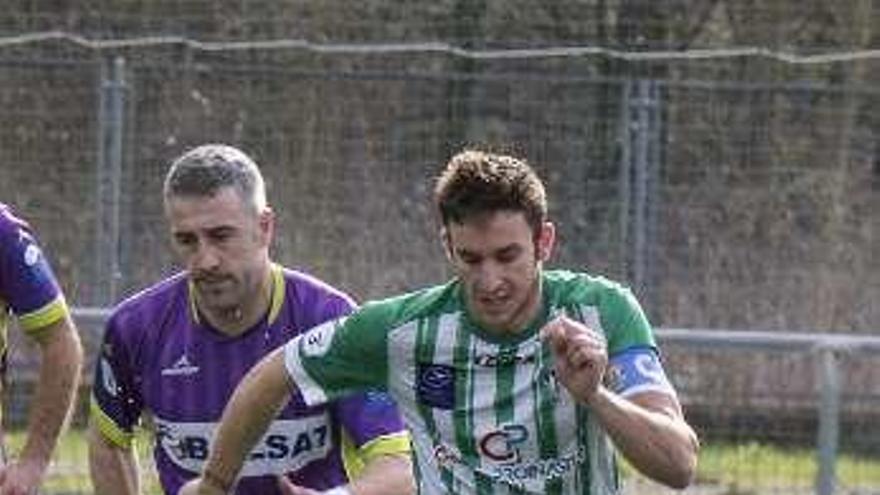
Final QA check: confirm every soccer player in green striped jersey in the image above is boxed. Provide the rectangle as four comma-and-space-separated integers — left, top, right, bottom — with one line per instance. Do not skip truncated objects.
182, 150, 699, 495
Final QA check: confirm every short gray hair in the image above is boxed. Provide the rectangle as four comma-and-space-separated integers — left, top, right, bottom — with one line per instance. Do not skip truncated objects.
163, 144, 267, 213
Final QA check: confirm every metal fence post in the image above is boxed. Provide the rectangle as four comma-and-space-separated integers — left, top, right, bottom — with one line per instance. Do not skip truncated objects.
94, 55, 127, 305
620, 79, 662, 306
816, 346, 840, 495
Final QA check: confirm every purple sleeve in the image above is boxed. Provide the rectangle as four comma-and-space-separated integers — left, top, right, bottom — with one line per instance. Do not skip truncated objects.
0, 210, 63, 316
334, 390, 407, 447
91, 313, 144, 438
290, 270, 358, 330
295, 277, 405, 445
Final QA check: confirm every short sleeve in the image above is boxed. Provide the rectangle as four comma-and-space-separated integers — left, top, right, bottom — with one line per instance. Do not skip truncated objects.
336, 390, 410, 455
284, 304, 391, 407
90, 314, 144, 448
0, 217, 67, 333
600, 284, 656, 356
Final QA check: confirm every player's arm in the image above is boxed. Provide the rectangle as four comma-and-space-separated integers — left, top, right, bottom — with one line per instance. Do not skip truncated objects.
87, 315, 145, 495
179, 348, 291, 495
3, 313, 84, 491
181, 312, 389, 495
586, 386, 698, 488
87, 425, 140, 495
542, 317, 698, 489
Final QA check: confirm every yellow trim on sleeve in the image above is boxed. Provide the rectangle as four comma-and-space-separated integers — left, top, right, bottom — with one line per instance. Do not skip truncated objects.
17, 295, 67, 332
341, 430, 412, 479
0, 306, 8, 356
90, 398, 136, 449
359, 431, 412, 459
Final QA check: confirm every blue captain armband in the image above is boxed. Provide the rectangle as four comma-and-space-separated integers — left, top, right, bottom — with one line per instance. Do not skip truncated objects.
606, 347, 675, 398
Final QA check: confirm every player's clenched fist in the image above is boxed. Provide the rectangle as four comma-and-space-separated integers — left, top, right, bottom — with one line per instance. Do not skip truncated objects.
541, 316, 608, 404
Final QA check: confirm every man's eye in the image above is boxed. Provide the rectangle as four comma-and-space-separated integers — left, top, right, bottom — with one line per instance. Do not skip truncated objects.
210, 230, 235, 243
497, 253, 517, 264
496, 247, 522, 263
175, 235, 196, 247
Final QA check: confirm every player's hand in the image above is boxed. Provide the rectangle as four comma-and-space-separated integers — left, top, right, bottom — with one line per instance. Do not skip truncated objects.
541, 315, 608, 405
177, 477, 226, 495
0, 458, 47, 495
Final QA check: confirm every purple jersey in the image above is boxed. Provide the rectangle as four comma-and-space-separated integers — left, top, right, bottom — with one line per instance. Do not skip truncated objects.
0, 203, 67, 354
91, 264, 410, 495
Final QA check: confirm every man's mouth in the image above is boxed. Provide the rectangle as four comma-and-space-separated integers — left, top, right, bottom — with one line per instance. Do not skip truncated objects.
196, 276, 231, 291
478, 295, 510, 310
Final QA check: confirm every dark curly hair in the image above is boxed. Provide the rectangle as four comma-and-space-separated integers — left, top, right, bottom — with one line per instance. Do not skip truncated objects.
434, 150, 547, 236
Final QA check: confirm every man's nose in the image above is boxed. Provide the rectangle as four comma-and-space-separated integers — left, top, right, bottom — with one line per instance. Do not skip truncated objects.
478, 261, 505, 292
191, 241, 221, 272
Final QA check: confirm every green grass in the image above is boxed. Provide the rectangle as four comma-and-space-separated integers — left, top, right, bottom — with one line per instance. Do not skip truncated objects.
622, 441, 880, 492
5, 430, 880, 493
5, 427, 160, 493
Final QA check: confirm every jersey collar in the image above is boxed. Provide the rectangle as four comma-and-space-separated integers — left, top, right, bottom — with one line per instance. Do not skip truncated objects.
456, 276, 550, 345
187, 263, 287, 327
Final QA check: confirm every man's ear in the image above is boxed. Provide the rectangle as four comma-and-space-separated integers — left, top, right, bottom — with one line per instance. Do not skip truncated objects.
259, 207, 275, 246
536, 221, 556, 262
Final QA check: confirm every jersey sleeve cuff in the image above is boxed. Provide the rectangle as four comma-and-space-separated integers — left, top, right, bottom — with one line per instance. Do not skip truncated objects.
283, 337, 329, 407
17, 295, 67, 333
358, 431, 412, 460
90, 399, 135, 449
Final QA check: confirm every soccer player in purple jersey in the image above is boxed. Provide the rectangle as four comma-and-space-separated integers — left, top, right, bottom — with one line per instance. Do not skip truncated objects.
0, 202, 84, 495
87, 145, 414, 495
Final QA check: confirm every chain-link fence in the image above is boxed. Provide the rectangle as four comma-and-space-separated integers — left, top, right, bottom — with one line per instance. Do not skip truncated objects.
1, 45, 876, 329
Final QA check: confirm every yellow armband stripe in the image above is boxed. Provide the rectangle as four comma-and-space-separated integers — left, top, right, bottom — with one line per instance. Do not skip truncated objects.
341, 430, 412, 479
359, 431, 412, 458
90, 398, 135, 449
18, 296, 67, 333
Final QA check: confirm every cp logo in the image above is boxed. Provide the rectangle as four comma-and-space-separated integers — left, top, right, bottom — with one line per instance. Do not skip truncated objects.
478, 424, 529, 463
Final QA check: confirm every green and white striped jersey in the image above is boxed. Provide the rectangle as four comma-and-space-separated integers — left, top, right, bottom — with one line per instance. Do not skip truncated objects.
285, 269, 657, 494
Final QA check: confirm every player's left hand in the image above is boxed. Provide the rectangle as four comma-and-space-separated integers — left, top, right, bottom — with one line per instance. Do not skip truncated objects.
541, 315, 608, 405
0, 459, 47, 495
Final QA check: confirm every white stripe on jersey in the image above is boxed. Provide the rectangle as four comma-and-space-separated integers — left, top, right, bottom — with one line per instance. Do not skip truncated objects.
551, 377, 582, 492
469, 336, 502, 485
578, 304, 621, 494
433, 313, 477, 493
509, 335, 544, 493
283, 335, 328, 406
387, 320, 419, 417
587, 417, 619, 494
387, 320, 449, 491
579, 305, 603, 336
